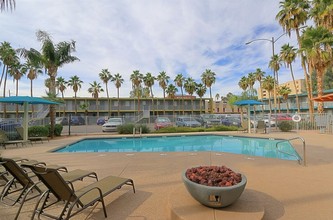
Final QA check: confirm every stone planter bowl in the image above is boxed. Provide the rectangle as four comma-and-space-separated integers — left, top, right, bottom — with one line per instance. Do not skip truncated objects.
182, 170, 247, 208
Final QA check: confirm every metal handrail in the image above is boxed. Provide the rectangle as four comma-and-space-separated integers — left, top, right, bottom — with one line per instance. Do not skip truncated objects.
275, 137, 306, 166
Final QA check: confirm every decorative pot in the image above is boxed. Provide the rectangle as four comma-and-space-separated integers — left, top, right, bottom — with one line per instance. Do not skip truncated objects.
182, 169, 247, 208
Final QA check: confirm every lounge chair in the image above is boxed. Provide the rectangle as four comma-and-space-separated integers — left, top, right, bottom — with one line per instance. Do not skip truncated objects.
15, 127, 49, 144
0, 129, 32, 148
23, 164, 135, 220
240, 120, 249, 133
256, 121, 267, 134
0, 157, 98, 220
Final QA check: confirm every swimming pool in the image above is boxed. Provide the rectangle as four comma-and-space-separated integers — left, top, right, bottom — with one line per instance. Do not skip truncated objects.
54, 135, 300, 161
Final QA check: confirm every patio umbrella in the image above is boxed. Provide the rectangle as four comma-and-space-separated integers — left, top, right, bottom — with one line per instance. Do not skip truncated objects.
312, 93, 333, 102
0, 96, 60, 141
234, 100, 264, 133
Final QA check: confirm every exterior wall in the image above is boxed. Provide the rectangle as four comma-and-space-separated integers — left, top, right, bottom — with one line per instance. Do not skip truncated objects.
258, 79, 306, 100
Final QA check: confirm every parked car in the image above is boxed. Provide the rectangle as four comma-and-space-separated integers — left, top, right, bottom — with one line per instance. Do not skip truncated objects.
197, 114, 221, 127
154, 117, 173, 130
176, 116, 201, 128
221, 117, 241, 127
70, 116, 85, 125
96, 117, 107, 125
102, 118, 124, 132
55, 117, 69, 125
0, 119, 21, 132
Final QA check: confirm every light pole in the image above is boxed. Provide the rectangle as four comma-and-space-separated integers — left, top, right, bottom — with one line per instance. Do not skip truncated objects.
246, 33, 286, 120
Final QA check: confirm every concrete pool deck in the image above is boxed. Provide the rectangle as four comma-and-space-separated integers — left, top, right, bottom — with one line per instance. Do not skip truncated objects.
0, 130, 332, 219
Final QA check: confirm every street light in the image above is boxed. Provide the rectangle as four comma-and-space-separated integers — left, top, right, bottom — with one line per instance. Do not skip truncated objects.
245, 32, 287, 121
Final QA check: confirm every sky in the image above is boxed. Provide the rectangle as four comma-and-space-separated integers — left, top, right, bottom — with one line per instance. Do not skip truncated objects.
0, 0, 304, 99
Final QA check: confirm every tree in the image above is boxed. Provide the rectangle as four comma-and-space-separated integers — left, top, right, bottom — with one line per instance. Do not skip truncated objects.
184, 77, 196, 114
130, 70, 143, 114
269, 54, 282, 112
300, 26, 333, 113
201, 69, 216, 113
157, 71, 170, 115
174, 73, 185, 115
143, 72, 156, 115
9, 61, 26, 117
278, 85, 292, 113
0, 0, 15, 11
166, 84, 178, 116
67, 75, 83, 115
56, 76, 67, 116
99, 68, 112, 117
215, 93, 220, 101
262, 76, 276, 115
254, 68, 265, 101
88, 81, 104, 117
112, 73, 124, 116
196, 83, 207, 113
247, 72, 256, 98
276, 0, 314, 114
36, 30, 79, 138
238, 76, 249, 97
280, 43, 300, 112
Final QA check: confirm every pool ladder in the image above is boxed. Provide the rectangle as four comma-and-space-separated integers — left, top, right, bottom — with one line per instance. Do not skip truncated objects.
275, 136, 306, 166
133, 127, 142, 138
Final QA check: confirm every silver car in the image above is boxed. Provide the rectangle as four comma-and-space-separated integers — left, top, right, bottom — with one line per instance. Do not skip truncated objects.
102, 118, 124, 132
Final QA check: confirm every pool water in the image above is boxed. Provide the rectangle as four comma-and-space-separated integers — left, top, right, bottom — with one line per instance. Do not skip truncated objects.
55, 135, 300, 161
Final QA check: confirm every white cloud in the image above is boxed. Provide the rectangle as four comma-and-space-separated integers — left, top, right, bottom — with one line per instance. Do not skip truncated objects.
0, 0, 307, 99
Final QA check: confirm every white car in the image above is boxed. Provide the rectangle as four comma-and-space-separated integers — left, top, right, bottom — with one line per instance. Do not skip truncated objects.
102, 118, 124, 132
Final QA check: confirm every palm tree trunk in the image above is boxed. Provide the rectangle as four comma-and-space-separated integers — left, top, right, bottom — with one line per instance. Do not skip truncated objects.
3, 66, 8, 117
191, 98, 194, 115
150, 87, 154, 115
105, 83, 110, 117
62, 92, 66, 117
181, 87, 184, 115
209, 87, 213, 113
317, 70, 324, 113
268, 92, 272, 115
30, 79, 35, 118
74, 93, 77, 115
117, 88, 120, 116
199, 98, 202, 113
0, 65, 5, 88
286, 97, 289, 114
290, 65, 300, 112
163, 90, 166, 115
96, 97, 99, 117
15, 79, 19, 118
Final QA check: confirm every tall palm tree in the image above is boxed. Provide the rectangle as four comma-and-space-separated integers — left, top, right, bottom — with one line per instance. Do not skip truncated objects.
143, 72, 156, 115
67, 75, 83, 115
254, 68, 265, 100
174, 73, 185, 115
262, 76, 275, 115
88, 81, 104, 117
56, 76, 67, 116
247, 72, 256, 98
36, 30, 79, 138
278, 85, 292, 113
238, 76, 249, 95
201, 69, 216, 113
196, 83, 207, 114
157, 71, 170, 115
269, 54, 282, 112
112, 73, 124, 116
280, 43, 300, 112
0, 0, 15, 11
99, 68, 112, 117
9, 61, 26, 117
310, 0, 333, 31
300, 26, 333, 113
130, 70, 143, 114
166, 84, 178, 116
276, 0, 313, 114
215, 93, 220, 101
184, 77, 196, 114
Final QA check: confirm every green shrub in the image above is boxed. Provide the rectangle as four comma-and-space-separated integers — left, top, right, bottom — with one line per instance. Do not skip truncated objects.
136, 124, 150, 134
278, 121, 293, 132
117, 123, 135, 134
28, 126, 49, 137
44, 124, 63, 136
153, 125, 238, 133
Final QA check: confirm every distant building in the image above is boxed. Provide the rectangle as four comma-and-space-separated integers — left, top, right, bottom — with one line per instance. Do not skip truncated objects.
258, 79, 306, 100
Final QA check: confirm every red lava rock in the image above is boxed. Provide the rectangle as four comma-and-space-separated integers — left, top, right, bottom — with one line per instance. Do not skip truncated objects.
185, 165, 242, 187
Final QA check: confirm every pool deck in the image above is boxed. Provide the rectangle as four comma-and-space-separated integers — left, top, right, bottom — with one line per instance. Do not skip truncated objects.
1, 130, 333, 219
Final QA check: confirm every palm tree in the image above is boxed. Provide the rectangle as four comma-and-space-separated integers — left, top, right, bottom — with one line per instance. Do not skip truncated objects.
143, 72, 156, 115
247, 72, 256, 98
67, 75, 83, 115
166, 84, 178, 116
99, 69, 112, 117
184, 77, 196, 114
280, 43, 300, 112
174, 73, 185, 115
56, 76, 67, 116
88, 81, 104, 117
9, 61, 26, 117
130, 70, 143, 114
254, 68, 265, 100
157, 71, 170, 115
215, 93, 220, 101
112, 73, 124, 116
310, 0, 333, 31
300, 26, 333, 113
278, 85, 292, 113
196, 83, 207, 114
0, 0, 15, 11
269, 54, 282, 112
238, 76, 249, 96
201, 69, 216, 113
36, 30, 79, 138
276, 0, 314, 114
262, 76, 275, 115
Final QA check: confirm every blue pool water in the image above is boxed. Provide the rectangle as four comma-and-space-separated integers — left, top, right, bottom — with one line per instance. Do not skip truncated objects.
54, 135, 300, 161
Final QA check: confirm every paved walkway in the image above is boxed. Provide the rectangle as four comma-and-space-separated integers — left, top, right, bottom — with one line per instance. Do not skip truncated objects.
0, 130, 332, 219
